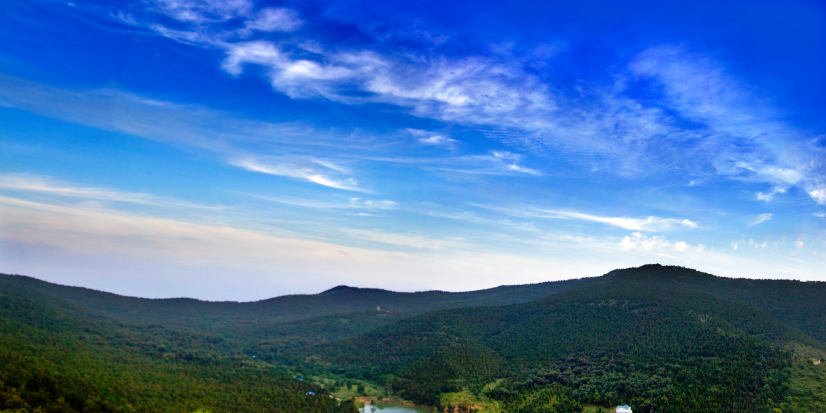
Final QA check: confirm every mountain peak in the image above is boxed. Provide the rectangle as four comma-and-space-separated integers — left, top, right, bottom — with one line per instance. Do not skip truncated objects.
320, 285, 356, 294
604, 264, 717, 281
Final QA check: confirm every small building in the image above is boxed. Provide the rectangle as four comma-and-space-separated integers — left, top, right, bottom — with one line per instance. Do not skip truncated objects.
815, 359, 821, 366
616, 406, 632, 413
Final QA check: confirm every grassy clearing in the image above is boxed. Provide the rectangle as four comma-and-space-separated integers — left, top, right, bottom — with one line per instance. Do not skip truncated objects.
440, 389, 501, 413
311, 375, 386, 399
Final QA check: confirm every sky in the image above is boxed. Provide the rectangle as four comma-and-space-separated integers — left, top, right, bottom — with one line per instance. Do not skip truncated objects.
0, 0, 825, 301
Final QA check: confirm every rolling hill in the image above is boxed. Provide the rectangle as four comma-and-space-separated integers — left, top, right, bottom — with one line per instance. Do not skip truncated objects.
2, 265, 825, 413
0, 272, 596, 330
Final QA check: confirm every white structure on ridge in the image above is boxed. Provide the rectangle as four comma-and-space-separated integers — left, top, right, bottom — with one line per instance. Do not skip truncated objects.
616, 406, 632, 413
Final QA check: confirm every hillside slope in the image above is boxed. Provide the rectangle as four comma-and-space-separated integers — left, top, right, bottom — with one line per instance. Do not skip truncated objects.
602, 264, 826, 342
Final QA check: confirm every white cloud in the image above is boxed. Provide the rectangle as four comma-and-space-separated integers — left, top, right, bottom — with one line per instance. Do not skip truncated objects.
240, 8, 302, 35
619, 232, 700, 254
757, 185, 788, 202
747, 213, 773, 227
814, 212, 826, 218
810, 188, 826, 205
619, 232, 670, 251
213, 37, 558, 128
233, 158, 368, 192
529, 209, 697, 232
408, 129, 458, 149
436, 151, 541, 176
311, 158, 351, 174
349, 198, 398, 210
507, 164, 540, 174
155, 0, 253, 23
419, 135, 456, 146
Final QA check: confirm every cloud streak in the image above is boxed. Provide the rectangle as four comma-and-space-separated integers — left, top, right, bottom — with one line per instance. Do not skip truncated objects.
0, 173, 219, 210
0, 74, 353, 151
232, 157, 369, 192
482, 205, 698, 232
748, 213, 773, 227
535, 210, 697, 231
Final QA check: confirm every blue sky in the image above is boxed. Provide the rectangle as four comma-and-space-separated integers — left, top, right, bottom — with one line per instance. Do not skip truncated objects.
1, 0, 824, 300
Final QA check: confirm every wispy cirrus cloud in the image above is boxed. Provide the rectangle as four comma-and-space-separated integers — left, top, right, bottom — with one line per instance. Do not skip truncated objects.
349, 150, 541, 176
0, 173, 220, 210
0, 74, 353, 151
239, 7, 302, 35
408, 129, 458, 149
629, 46, 826, 205
747, 213, 773, 227
419, 208, 540, 233
140, 3, 826, 206
218, 40, 556, 129
339, 228, 467, 251
481, 205, 697, 232
428, 150, 542, 176
232, 157, 369, 192
243, 193, 397, 210
153, 0, 253, 23
535, 210, 697, 231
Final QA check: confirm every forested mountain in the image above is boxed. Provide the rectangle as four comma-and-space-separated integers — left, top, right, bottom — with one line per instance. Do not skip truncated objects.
2, 265, 825, 413
0, 273, 595, 330
297, 265, 826, 413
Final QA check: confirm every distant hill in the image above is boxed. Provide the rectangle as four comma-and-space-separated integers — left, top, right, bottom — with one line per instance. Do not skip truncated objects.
0, 272, 597, 330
